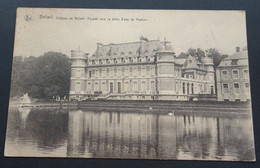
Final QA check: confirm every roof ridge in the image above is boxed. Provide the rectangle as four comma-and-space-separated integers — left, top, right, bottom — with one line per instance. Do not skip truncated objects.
101, 39, 160, 46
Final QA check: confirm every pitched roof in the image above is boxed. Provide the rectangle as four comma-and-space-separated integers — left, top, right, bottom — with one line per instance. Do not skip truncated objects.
218, 50, 248, 67
223, 50, 248, 60
92, 40, 161, 58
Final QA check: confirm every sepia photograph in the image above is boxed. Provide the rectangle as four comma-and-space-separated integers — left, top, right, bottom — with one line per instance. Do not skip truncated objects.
4, 8, 255, 161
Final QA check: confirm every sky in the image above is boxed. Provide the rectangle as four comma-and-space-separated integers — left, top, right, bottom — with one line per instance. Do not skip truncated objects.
14, 8, 248, 57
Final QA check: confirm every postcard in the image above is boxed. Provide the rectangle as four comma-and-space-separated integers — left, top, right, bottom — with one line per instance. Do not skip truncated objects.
5, 8, 255, 161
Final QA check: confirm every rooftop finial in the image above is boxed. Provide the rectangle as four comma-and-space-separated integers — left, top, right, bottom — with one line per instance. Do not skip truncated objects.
78, 45, 80, 51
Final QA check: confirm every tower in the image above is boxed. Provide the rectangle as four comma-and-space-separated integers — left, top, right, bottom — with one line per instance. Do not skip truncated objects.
155, 40, 176, 100
69, 50, 88, 100
203, 54, 215, 94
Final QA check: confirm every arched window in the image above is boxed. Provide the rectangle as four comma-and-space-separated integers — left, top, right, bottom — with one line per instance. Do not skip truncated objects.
183, 82, 185, 94
191, 83, 194, 94
187, 83, 190, 95
211, 85, 214, 94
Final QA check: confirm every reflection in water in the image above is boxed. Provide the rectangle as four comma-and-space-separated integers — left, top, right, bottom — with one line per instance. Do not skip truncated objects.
5, 107, 255, 160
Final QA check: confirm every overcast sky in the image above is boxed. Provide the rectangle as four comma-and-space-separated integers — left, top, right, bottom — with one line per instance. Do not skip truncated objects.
14, 8, 247, 57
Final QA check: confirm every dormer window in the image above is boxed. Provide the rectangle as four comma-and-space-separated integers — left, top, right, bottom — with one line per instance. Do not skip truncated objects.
231, 59, 238, 65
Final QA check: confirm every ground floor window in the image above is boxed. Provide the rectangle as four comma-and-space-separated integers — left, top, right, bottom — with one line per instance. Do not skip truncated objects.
223, 84, 229, 93
110, 82, 113, 93
211, 85, 214, 94
118, 82, 121, 93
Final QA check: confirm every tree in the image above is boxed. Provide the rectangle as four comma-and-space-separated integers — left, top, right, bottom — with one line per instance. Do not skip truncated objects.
178, 52, 188, 58
187, 48, 197, 56
10, 52, 71, 99
206, 48, 228, 67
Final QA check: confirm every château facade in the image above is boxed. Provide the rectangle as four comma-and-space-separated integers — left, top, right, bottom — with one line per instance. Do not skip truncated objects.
69, 38, 215, 101
216, 47, 250, 102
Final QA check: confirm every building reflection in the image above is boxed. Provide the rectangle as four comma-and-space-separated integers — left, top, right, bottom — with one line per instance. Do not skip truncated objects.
6, 107, 255, 160
67, 110, 254, 160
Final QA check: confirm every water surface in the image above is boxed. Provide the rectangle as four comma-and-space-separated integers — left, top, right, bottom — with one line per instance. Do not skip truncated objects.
5, 106, 255, 161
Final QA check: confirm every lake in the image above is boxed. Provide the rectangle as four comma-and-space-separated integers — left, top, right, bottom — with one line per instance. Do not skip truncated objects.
4, 105, 255, 161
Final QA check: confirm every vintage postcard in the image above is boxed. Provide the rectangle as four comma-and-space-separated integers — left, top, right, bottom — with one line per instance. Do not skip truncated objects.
5, 8, 255, 161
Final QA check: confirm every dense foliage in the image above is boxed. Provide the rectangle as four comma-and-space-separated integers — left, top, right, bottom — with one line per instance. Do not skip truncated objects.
10, 52, 71, 99
178, 48, 229, 67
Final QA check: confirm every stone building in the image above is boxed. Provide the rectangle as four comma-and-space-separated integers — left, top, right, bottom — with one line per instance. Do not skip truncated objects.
216, 47, 250, 101
69, 37, 215, 100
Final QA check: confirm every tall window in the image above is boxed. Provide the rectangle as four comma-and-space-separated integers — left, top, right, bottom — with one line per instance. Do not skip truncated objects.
106, 68, 109, 76
118, 82, 121, 93
191, 83, 194, 94
245, 83, 250, 92
138, 67, 141, 76
114, 68, 117, 77
244, 69, 249, 79
118, 68, 121, 76
89, 70, 92, 78
122, 68, 125, 76
232, 70, 239, 78
109, 82, 113, 93
183, 82, 185, 94
134, 68, 137, 76
92, 70, 95, 77
146, 66, 150, 76
130, 67, 133, 76
76, 70, 81, 78
223, 84, 229, 93
76, 82, 81, 91
95, 70, 98, 77
234, 83, 240, 93
187, 83, 190, 95
99, 69, 102, 77
211, 85, 214, 94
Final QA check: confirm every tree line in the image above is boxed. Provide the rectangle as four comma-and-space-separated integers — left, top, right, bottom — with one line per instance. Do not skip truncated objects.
178, 48, 229, 68
10, 52, 71, 99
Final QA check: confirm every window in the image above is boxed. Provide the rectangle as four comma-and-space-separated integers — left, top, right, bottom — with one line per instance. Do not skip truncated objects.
211, 85, 214, 94
222, 71, 228, 75
122, 68, 125, 76
76, 70, 81, 78
244, 69, 249, 79
118, 82, 121, 93
231, 59, 238, 65
191, 83, 194, 94
99, 69, 102, 77
142, 67, 146, 76
114, 68, 117, 77
138, 67, 141, 76
109, 82, 113, 93
183, 82, 185, 94
75, 82, 81, 91
89, 71, 92, 78
134, 68, 137, 76
106, 68, 109, 76
245, 83, 250, 88
118, 68, 121, 76
95, 70, 98, 77
223, 84, 229, 93
234, 83, 240, 93
130, 67, 133, 76
232, 70, 239, 78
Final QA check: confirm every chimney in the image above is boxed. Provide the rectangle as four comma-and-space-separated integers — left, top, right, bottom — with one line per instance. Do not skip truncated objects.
236, 47, 240, 52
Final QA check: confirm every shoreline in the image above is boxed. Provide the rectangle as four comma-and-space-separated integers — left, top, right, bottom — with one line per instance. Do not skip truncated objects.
9, 100, 252, 116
